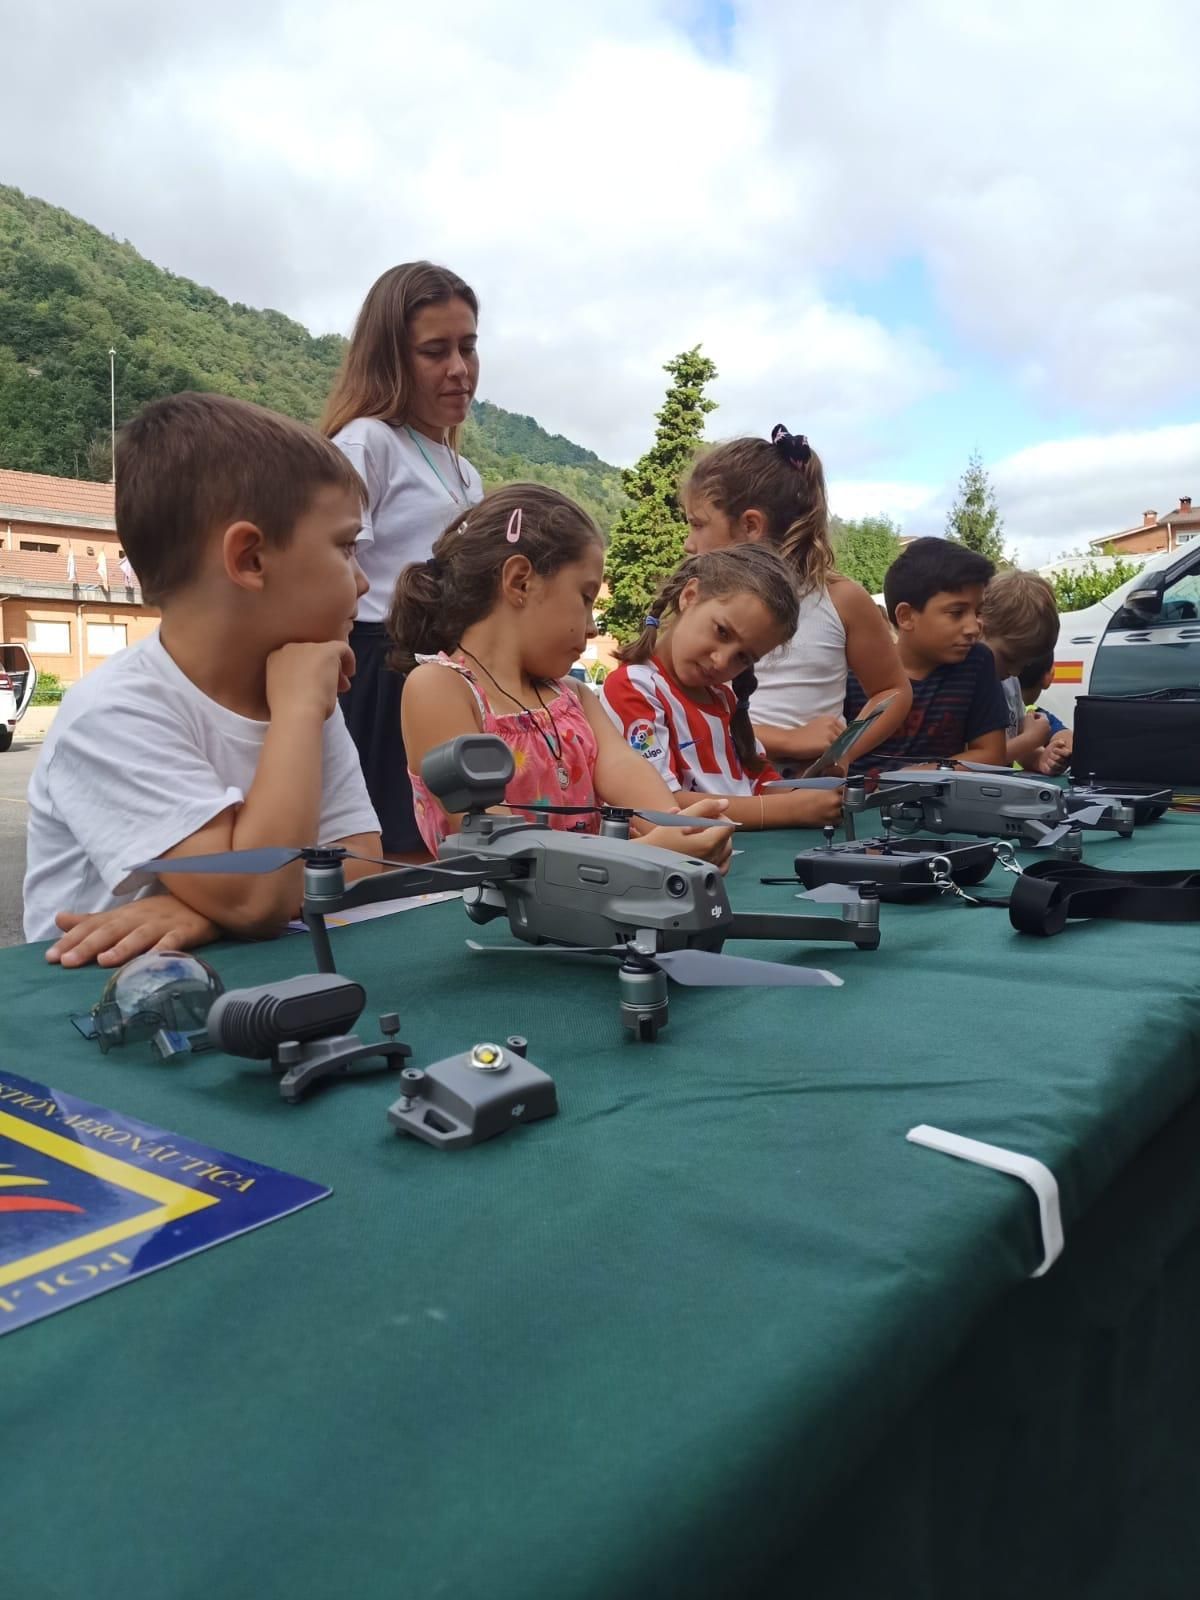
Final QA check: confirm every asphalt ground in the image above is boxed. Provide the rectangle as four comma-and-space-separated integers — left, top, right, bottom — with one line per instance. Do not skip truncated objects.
0, 740, 37, 947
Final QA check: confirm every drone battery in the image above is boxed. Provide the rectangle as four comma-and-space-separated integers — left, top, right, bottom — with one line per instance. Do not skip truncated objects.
387, 1040, 558, 1150
794, 836, 998, 903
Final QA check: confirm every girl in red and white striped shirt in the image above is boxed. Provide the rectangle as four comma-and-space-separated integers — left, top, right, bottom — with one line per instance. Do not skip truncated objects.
602, 547, 844, 831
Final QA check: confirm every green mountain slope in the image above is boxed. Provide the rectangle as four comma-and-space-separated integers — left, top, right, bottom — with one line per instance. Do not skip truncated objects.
0, 184, 624, 530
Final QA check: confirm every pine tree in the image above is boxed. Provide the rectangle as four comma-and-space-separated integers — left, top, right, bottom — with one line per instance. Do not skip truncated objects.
601, 347, 718, 641
945, 450, 1007, 565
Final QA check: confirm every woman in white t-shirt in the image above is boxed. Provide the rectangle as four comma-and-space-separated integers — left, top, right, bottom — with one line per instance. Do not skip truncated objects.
680, 426, 912, 771
323, 262, 484, 853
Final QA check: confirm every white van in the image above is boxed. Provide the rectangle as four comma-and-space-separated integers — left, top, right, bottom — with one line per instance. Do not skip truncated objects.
0, 643, 38, 751
1040, 544, 1200, 727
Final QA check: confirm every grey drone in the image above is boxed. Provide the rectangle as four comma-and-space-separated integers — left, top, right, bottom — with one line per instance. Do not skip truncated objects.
801, 763, 1151, 850
125, 734, 880, 1043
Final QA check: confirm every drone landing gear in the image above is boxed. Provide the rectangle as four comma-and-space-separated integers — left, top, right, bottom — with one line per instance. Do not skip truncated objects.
274, 1015, 411, 1103
618, 955, 670, 1042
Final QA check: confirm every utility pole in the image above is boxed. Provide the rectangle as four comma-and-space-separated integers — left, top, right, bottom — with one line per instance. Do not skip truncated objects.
109, 347, 117, 483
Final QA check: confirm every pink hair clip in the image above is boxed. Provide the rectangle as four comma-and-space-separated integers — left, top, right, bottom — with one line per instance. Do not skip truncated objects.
505, 507, 523, 544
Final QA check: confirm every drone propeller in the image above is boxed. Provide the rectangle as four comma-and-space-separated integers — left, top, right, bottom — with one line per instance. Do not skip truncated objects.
760, 777, 847, 792
119, 843, 459, 890
795, 882, 873, 905
465, 939, 842, 988
1025, 821, 1077, 849
652, 947, 841, 987
520, 802, 740, 831
1064, 802, 1111, 827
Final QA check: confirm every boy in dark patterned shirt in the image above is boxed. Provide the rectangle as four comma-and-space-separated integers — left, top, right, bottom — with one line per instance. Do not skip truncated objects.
844, 538, 1007, 771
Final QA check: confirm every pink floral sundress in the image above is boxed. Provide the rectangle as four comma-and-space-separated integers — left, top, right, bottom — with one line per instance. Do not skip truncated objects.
408, 654, 601, 853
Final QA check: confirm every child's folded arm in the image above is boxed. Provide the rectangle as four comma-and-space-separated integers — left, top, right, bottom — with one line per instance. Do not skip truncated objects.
47, 894, 220, 969
956, 728, 1008, 766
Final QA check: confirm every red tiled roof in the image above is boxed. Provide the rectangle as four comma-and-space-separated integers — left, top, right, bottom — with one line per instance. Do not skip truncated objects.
0, 468, 115, 521
0, 548, 140, 593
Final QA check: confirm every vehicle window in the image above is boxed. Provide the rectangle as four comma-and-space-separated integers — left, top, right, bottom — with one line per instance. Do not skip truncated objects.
1158, 571, 1200, 621
1093, 550, 1200, 696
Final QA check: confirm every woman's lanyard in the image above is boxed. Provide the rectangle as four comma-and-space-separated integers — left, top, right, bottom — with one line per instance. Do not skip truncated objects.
405, 425, 470, 506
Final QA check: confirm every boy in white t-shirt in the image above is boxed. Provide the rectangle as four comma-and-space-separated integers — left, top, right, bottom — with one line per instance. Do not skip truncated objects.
23, 392, 382, 965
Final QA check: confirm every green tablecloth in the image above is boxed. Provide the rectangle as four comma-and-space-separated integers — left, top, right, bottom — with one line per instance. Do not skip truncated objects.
3, 818, 1200, 1600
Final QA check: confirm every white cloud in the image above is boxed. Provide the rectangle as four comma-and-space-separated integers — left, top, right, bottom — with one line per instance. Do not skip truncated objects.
2, 0, 1199, 535
836, 421, 1200, 568
0, 0, 949, 466
828, 479, 937, 525
992, 422, 1200, 563
737, 0, 1200, 419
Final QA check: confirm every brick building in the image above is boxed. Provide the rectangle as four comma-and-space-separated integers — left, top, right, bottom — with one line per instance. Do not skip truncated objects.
0, 468, 158, 685
1088, 496, 1200, 557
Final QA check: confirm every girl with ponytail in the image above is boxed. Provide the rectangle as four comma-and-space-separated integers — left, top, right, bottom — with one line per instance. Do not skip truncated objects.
681, 426, 911, 771
601, 546, 844, 829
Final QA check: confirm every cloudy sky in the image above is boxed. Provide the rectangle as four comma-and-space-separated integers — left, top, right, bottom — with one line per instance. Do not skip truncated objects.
5, 0, 1199, 563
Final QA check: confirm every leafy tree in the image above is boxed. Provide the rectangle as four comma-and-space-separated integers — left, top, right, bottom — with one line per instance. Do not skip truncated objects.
832, 514, 903, 593
1047, 552, 1143, 612
601, 347, 718, 642
946, 450, 1007, 564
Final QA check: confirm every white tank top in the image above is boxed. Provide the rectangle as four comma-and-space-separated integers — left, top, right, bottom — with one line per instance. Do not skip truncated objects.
751, 582, 847, 728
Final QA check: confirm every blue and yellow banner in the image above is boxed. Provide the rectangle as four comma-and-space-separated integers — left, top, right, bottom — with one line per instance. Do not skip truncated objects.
0, 1072, 329, 1336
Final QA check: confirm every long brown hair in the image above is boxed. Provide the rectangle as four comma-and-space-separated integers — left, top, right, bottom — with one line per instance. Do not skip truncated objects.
387, 484, 604, 672
682, 425, 834, 595
321, 262, 479, 446
618, 545, 799, 772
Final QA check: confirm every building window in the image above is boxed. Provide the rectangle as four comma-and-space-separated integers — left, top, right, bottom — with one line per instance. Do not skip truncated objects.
19, 540, 60, 554
86, 623, 128, 657
28, 619, 71, 654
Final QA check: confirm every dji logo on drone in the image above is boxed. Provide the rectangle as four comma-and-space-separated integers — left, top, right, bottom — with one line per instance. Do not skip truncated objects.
511, 1104, 525, 1118
710, 906, 722, 919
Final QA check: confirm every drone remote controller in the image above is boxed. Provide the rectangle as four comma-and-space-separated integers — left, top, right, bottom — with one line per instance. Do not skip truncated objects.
791, 824, 999, 902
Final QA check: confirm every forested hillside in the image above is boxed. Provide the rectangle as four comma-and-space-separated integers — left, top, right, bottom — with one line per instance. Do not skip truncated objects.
0, 185, 624, 529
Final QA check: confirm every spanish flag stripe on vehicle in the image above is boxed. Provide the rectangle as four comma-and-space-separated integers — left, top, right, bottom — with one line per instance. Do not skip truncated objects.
1054, 661, 1084, 684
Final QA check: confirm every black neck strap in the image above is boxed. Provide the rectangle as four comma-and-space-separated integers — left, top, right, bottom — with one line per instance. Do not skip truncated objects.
1009, 861, 1200, 937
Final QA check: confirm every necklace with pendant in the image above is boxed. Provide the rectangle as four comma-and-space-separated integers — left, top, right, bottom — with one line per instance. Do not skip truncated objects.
458, 651, 571, 788
405, 425, 472, 506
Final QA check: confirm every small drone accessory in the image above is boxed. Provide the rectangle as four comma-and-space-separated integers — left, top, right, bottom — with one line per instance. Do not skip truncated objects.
387, 1036, 557, 1148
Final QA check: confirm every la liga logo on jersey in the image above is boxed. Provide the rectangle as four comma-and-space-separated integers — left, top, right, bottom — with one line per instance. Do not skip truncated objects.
627, 719, 662, 759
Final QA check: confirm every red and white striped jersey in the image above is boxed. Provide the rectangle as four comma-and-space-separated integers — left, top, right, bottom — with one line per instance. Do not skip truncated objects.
601, 657, 778, 796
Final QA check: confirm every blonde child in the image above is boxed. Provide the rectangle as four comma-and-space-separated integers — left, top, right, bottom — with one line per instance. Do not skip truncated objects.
602, 547, 843, 830
390, 484, 733, 868
681, 425, 911, 768
979, 569, 1061, 768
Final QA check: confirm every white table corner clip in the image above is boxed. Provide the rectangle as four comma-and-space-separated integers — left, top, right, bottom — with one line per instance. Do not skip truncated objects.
906, 1124, 1065, 1278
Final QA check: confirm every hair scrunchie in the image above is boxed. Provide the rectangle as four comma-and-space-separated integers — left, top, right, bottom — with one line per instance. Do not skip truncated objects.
770, 423, 812, 467
732, 665, 758, 712
425, 556, 443, 576
643, 615, 660, 628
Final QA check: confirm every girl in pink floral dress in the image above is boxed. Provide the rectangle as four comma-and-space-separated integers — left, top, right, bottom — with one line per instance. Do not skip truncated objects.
386, 483, 733, 868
